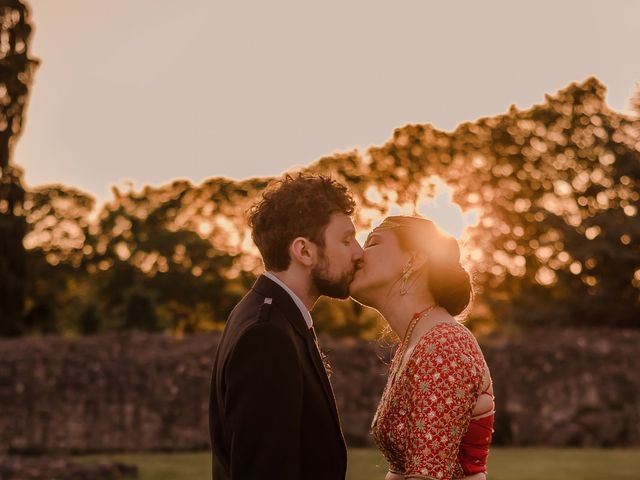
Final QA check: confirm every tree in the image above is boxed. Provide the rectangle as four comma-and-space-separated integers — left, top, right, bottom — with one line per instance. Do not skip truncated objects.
17, 78, 640, 336
354, 78, 640, 328
630, 81, 640, 116
0, 0, 38, 336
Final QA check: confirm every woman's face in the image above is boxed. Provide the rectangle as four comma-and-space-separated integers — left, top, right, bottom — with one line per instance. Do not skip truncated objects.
349, 229, 409, 307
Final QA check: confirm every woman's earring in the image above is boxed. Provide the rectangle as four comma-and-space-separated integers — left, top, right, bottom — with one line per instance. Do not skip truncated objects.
399, 262, 413, 295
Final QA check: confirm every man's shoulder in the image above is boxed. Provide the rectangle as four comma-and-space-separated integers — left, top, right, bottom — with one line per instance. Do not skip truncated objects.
229, 288, 288, 324
215, 291, 297, 371
223, 289, 297, 347
225, 300, 300, 366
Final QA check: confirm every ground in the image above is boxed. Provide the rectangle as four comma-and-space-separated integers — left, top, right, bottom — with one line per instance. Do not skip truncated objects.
78, 447, 640, 480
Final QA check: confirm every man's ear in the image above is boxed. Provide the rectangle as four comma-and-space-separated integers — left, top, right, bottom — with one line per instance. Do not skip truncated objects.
289, 237, 316, 267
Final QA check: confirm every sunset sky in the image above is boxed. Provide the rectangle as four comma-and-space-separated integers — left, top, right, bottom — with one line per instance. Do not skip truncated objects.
17, 0, 640, 209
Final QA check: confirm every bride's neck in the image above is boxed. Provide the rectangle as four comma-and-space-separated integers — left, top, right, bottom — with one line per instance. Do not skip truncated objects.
379, 293, 436, 339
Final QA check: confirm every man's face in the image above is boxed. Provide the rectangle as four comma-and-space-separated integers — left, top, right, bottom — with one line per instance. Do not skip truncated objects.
311, 213, 363, 299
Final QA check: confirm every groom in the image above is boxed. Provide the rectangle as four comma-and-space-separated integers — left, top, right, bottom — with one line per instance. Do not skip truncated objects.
209, 173, 363, 480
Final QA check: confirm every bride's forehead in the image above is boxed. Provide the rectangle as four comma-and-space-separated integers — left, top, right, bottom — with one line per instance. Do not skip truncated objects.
366, 230, 394, 243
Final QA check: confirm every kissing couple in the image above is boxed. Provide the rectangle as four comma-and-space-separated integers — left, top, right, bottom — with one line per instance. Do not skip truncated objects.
209, 173, 495, 480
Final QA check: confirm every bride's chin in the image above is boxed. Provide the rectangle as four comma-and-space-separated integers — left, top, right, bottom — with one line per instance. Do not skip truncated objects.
348, 280, 365, 302
348, 286, 362, 302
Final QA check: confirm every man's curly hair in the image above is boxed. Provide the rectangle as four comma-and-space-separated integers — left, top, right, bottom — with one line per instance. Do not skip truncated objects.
248, 173, 356, 271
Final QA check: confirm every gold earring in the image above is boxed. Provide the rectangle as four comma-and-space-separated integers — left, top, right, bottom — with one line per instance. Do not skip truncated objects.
400, 262, 413, 295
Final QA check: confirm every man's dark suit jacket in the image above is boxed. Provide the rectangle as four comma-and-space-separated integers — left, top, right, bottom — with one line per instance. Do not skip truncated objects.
209, 274, 348, 480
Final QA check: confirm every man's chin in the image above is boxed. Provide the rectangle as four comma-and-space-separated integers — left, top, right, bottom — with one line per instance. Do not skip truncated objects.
319, 289, 349, 300
313, 277, 351, 299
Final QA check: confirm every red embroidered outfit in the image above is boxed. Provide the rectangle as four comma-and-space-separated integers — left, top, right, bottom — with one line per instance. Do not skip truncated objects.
371, 322, 494, 480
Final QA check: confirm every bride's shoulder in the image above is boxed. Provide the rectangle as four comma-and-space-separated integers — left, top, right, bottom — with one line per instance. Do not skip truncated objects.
420, 320, 470, 343
413, 322, 482, 361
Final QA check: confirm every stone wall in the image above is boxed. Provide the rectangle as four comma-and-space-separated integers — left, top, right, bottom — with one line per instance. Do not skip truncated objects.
0, 456, 137, 480
0, 328, 638, 453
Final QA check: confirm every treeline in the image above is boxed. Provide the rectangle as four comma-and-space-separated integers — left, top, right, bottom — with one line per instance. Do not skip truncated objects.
5, 78, 637, 337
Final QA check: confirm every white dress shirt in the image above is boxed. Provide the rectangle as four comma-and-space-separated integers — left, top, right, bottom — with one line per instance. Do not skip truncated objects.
263, 271, 313, 329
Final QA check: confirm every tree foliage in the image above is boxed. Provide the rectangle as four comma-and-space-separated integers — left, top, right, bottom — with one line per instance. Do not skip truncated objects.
0, 0, 38, 336
15, 78, 640, 337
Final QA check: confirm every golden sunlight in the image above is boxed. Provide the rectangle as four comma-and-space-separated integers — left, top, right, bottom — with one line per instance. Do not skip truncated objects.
415, 178, 480, 239
357, 177, 480, 246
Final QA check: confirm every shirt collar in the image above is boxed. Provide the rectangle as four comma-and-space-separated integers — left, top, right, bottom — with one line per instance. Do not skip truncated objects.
263, 271, 313, 329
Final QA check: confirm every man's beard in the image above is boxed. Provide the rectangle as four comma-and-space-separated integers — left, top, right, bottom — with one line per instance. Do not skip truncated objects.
311, 252, 356, 299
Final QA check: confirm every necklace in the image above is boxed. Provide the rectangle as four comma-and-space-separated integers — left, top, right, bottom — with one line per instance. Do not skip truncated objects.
371, 304, 437, 430
388, 304, 437, 386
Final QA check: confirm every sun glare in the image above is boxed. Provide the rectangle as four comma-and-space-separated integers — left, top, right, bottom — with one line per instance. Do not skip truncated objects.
415, 178, 479, 239
357, 177, 480, 246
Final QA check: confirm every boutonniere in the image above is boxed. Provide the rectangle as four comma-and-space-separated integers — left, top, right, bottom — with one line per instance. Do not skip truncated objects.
319, 349, 333, 379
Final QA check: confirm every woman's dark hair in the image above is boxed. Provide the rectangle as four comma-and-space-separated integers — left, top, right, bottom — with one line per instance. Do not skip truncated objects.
389, 216, 473, 317
248, 173, 355, 271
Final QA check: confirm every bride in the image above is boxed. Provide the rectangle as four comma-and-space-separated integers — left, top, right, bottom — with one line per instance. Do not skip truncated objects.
350, 215, 495, 480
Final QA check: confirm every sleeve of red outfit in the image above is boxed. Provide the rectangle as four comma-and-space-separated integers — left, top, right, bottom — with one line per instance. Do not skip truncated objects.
401, 332, 481, 480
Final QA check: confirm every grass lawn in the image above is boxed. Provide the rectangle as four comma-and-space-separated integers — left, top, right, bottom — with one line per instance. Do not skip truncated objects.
78, 447, 640, 480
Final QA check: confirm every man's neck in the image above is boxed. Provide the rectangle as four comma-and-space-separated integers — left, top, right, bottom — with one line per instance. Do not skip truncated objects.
267, 270, 318, 310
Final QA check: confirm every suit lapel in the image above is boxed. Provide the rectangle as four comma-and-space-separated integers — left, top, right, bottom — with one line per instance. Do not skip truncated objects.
303, 327, 343, 427
252, 275, 343, 433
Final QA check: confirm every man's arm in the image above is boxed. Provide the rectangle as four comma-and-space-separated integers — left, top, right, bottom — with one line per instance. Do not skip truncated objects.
225, 323, 303, 480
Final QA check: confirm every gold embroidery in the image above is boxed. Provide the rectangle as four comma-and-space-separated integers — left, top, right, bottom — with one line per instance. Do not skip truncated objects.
371, 323, 491, 480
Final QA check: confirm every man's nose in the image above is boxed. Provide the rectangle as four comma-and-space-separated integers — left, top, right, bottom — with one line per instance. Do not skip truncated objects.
353, 241, 364, 260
